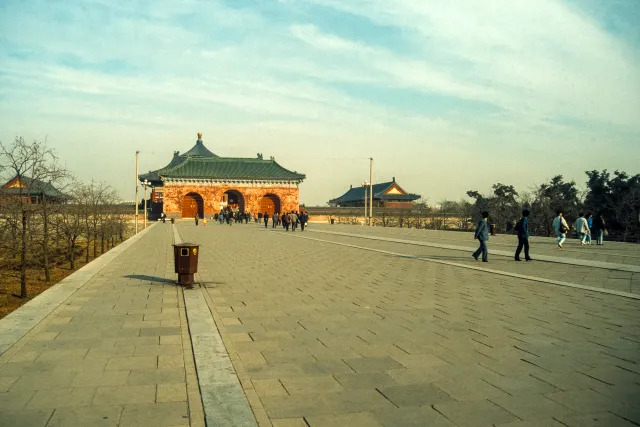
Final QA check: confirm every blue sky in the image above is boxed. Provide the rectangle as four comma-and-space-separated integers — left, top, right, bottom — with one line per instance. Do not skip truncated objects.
1, 0, 639, 205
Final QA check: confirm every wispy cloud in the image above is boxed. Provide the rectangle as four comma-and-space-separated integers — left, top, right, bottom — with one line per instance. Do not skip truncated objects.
0, 0, 638, 204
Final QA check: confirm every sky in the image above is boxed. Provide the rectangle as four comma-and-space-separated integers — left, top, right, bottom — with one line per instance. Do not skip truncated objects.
1, 0, 639, 206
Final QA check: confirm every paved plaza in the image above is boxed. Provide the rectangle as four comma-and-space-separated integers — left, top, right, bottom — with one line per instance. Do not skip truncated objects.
0, 221, 639, 427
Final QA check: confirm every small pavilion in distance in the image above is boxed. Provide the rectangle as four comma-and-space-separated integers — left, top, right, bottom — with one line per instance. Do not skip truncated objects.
329, 178, 420, 208
139, 133, 305, 218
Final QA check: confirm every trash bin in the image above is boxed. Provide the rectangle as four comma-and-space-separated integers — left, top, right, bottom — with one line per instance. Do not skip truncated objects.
172, 243, 200, 287
330, 218, 335, 225
490, 223, 497, 236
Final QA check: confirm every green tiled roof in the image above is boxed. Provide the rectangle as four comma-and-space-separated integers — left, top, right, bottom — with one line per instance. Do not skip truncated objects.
161, 157, 305, 180
329, 180, 420, 204
180, 140, 218, 158
139, 139, 304, 182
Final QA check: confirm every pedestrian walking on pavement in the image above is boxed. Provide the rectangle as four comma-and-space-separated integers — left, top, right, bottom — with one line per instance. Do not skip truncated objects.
514, 209, 532, 261
585, 213, 593, 245
472, 211, 490, 262
194, 214, 199, 226
272, 212, 278, 228
552, 210, 569, 248
574, 213, 590, 246
263, 211, 269, 228
300, 211, 308, 231
593, 213, 606, 245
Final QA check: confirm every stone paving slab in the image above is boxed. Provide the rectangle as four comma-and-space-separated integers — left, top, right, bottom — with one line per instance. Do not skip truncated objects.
312, 223, 640, 265
0, 224, 205, 427
0, 224, 159, 356
179, 222, 640, 427
299, 230, 640, 296
308, 227, 640, 273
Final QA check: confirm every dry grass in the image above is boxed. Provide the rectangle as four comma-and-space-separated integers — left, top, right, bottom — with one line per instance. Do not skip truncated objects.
0, 238, 129, 319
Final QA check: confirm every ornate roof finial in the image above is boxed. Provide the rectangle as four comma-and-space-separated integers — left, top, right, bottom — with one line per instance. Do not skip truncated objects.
197, 132, 203, 140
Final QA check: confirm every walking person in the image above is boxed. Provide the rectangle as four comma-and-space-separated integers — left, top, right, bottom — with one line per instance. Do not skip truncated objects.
472, 211, 490, 262
272, 212, 278, 228
514, 209, 532, 261
574, 213, 590, 246
585, 213, 593, 245
593, 213, 606, 245
263, 211, 269, 228
300, 211, 308, 231
552, 210, 570, 248
194, 214, 199, 226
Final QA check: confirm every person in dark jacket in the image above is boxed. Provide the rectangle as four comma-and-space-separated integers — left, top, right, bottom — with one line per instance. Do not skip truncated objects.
194, 214, 199, 226
263, 211, 269, 228
472, 211, 490, 262
300, 211, 308, 231
514, 209, 532, 261
282, 213, 289, 231
593, 213, 606, 245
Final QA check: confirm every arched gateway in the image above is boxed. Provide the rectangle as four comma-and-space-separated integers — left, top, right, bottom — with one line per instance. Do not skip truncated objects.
260, 194, 281, 216
224, 190, 245, 213
138, 133, 305, 219
182, 192, 204, 218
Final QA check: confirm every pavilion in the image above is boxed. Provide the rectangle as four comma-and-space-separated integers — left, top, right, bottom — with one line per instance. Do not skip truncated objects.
329, 178, 420, 208
139, 133, 305, 219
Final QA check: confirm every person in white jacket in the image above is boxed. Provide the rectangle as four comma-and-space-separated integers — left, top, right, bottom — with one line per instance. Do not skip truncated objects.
552, 211, 570, 249
574, 213, 590, 246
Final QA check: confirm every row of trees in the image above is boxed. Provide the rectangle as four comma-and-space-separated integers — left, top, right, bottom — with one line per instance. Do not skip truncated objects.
464, 172, 640, 241
0, 137, 131, 299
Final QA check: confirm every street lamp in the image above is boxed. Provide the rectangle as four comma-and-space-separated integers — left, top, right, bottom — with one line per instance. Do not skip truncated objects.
141, 179, 151, 229
362, 180, 369, 226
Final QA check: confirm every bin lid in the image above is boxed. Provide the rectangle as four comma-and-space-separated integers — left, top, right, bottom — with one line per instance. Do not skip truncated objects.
172, 242, 200, 248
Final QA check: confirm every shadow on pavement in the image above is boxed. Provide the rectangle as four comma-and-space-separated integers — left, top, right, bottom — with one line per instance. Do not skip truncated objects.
124, 275, 176, 284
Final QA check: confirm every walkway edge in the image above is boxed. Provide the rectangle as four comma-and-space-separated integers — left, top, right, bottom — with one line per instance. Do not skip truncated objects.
0, 223, 158, 356
291, 233, 640, 301
308, 229, 640, 273
174, 225, 261, 427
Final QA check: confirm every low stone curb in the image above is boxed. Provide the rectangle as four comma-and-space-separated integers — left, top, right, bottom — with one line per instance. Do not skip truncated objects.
174, 225, 260, 427
308, 228, 640, 273
0, 223, 159, 356
288, 233, 640, 301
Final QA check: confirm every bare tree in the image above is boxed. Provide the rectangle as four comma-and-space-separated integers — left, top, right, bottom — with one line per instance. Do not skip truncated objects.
0, 137, 60, 298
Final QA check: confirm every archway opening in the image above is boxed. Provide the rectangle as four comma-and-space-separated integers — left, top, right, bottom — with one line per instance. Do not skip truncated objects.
260, 194, 281, 217
182, 192, 204, 218
224, 190, 245, 213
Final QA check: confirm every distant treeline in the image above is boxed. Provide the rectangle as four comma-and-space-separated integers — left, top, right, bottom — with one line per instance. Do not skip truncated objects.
307, 171, 640, 243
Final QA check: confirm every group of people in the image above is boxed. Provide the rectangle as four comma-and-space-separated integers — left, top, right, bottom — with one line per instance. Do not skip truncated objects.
553, 211, 607, 248
262, 211, 309, 232
188, 206, 309, 232
473, 209, 608, 262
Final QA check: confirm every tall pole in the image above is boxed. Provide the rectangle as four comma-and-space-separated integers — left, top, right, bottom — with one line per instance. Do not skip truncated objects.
143, 185, 147, 230
364, 185, 367, 226
135, 151, 139, 234
369, 157, 373, 227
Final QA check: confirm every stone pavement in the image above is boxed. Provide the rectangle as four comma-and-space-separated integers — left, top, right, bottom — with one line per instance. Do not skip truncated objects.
306, 224, 640, 295
1, 221, 639, 427
0, 224, 204, 427
179, 222, 640, 427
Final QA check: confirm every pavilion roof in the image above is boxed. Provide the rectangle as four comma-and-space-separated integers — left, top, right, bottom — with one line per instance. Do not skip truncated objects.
329, 179, 420, 204
139, 138, 305, 182
1, 175, 65, 198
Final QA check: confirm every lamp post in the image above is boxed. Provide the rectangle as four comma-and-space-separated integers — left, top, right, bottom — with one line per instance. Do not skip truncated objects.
369, 157, 373, 227
135, 151, 139, 234
141, 179, 151, 230
362, 180, 369, 226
